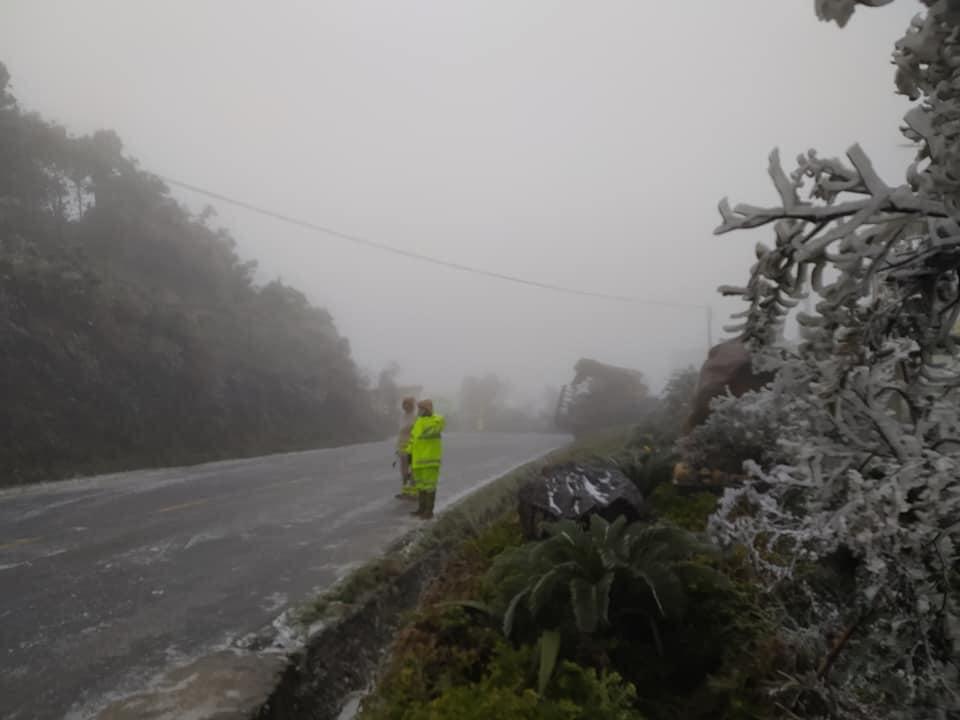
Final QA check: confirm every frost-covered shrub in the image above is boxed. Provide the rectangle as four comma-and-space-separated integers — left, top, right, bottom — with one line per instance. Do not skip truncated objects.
706, 2, 960, 717
708, 348, 960, 715
677, 383, 794, 474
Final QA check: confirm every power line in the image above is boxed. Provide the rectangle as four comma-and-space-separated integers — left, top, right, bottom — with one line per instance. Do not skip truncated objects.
157, 173, 707, 312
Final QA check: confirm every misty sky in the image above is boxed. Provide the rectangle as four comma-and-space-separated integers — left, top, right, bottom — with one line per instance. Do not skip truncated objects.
0, 1, 921, 407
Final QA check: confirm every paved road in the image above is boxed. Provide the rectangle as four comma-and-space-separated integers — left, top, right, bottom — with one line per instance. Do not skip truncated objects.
0, 432, 566, 720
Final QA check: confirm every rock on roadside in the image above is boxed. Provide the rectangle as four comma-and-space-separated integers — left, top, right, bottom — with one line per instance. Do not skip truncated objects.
518, 462, 646, 539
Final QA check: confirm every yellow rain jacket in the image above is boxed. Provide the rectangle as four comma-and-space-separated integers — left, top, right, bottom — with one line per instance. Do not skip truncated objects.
409, 414, 445, 490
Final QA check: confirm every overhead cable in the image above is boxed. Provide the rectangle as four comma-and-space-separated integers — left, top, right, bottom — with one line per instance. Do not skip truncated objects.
158, 174, 707, 311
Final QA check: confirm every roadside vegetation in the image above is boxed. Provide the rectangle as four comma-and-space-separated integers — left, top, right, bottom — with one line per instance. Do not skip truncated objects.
355, 422, 790, 720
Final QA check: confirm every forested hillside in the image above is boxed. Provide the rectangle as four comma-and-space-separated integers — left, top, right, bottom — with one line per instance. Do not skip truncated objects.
0, 62, 388, 485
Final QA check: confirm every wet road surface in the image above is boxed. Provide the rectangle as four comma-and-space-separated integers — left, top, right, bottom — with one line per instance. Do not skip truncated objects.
0, 432, 566, 719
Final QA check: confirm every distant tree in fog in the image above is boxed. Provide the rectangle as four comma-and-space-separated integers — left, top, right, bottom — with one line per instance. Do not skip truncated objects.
0, 62, 384, 484
458, 373, 506, 431
556, 358, 654, 436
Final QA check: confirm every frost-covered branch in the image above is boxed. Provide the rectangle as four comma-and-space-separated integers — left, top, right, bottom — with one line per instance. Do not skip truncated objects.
814, 0, 895, 29
715, 146, 947, 236
702, 2, 960, 717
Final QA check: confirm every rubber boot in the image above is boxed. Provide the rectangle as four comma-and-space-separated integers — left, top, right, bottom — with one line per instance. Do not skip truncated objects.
421, 491, 436, 520
410, 491, 426, 517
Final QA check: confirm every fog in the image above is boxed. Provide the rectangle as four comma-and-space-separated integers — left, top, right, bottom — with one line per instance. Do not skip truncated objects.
0, 1, 919, 405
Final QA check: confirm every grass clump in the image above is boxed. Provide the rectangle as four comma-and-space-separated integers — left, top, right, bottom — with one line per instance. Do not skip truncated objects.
397, 647, 645, 720
648, 484, 718, 533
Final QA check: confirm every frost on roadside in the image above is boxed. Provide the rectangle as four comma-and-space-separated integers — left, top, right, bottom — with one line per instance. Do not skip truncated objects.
701, 2, 960, 716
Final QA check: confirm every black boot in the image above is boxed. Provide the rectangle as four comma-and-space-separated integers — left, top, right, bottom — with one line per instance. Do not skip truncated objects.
421, 491, 436, 520
410, 491, 425, 517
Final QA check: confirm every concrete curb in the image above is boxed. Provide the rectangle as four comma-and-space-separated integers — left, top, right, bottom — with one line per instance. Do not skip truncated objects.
254, 539, 448, 720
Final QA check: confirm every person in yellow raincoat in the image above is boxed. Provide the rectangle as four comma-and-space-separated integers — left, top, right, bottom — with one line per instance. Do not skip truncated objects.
408, 399, 445, 519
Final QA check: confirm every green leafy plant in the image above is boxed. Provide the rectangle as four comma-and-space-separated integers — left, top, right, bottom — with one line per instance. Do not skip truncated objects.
360, 609, 646, 720
618, 445, 676, 497
485, 515, 729, 690
538, 629, 562, 695
396, 642, 646, 720
649, 484, 718, 533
